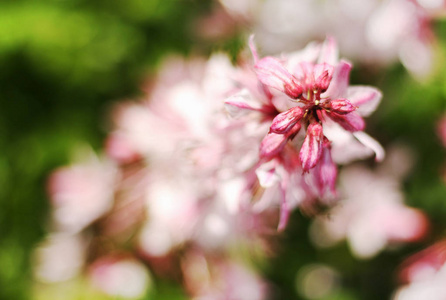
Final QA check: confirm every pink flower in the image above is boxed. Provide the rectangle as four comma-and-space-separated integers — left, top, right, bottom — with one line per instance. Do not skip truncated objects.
398, 241, 446, 284
89, 255, 152, 299
138, 177, 201, 257
225, 37, 383, 229
47, 151, 117, 233
253, 37, 382, 172
33, 233, 86, 283
310, 146, 429, 258
394, 241, 446, 300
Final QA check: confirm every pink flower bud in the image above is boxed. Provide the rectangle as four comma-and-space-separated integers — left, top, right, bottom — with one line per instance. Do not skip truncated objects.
260, 132, 289, 159
328, 98, 356, 114
260, 123, 301, 159
315, 144, 337, 196
314, 63, 334, 92
328, 111, 365, 132
284, 83, 303, 99
270, 106, 305, 134
300, 122, 324, 171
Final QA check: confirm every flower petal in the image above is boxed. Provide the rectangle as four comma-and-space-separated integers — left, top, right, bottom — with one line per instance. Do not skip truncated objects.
347, 86, 382, 117
270, 106, 304, 134
286, 41, 321, 73
224, 89, 263, 118
300, 122, 324, 171
353, 131, 385, 162
249, 34, 259, 63
318, 36, 339, 66
293, 61, 314, 82
256, 162, 281, 188
323, 60, 352, 99
255, 57, 303, 99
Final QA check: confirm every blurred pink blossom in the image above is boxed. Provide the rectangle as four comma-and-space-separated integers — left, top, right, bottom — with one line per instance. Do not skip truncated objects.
47, 152, 117, 233
394, 241, 446, 299
33, 233, 86, 283
89, 255, 152, 299
310, 147, 428, 258
108, 54, 273, 257
398, 240, 446, 283
138, 177, 201, 257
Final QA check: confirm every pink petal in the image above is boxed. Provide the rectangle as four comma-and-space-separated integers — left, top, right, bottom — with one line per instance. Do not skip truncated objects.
293, 61, 314, 82
256, 162, 280, 188
317, 36, 339, 65
346, 86, 382, 117
328, 111, 365, 132
270, 106, 304, 133
286, 42, 321, 76
353, 131, 385, 162
224, 89, 263, 118
249, 34, 259, 63
323, 60, 352, 99
255, 57, 303, 99
300, 122, 324, 171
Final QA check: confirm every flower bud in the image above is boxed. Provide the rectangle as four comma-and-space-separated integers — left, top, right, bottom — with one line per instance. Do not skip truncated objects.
328, 98, 357, 114
270, 106, 304, 133
260, 123, 301, 159
314, 63, 334, 92
300, 122, 324, 171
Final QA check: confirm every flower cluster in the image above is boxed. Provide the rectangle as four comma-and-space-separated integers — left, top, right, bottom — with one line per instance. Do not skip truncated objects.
226, 37, 383, 228
33, 54, 274, 299
33, 37, 430, 299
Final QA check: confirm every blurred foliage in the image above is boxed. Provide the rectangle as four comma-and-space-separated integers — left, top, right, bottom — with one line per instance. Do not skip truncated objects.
1, 0, 445, 299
